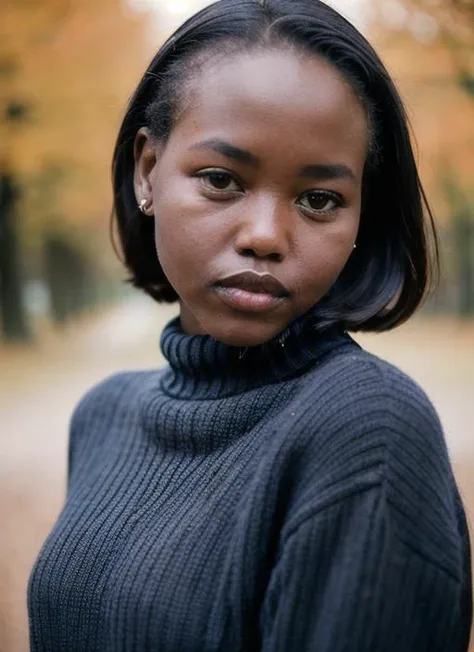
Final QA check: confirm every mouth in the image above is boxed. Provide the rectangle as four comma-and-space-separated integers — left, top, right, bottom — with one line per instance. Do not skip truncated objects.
213, 270, 290, 314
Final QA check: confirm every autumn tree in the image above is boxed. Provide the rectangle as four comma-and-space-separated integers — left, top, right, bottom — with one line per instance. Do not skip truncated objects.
372, 0, 474, 315
380, 0, 474, 93
0, 0, 154, 341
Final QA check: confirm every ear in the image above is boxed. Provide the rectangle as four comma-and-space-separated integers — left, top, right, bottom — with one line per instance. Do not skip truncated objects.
133, 127, 159, 215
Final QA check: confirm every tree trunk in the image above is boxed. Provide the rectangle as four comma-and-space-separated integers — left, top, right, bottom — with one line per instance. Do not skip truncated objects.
44, 235, 93, 325
0, 174, 30, 342
453, 213, 474, 317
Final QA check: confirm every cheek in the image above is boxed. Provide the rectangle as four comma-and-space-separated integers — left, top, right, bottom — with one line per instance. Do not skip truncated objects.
153, 191, 219, 292
296, 218, 359, 293
152, 173, 194, 266
152, 171, 232, 272
154, 211, 193, 286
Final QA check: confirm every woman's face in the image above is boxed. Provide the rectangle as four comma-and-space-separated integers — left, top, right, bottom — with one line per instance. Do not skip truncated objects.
134, 49, 368, 347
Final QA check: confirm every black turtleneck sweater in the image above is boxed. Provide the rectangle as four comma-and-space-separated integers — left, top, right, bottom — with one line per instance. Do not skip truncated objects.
28, 315, 472, 652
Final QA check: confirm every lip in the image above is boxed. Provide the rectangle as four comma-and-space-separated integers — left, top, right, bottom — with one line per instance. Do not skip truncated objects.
214, 270, 290, 314
216, 271, 290, 297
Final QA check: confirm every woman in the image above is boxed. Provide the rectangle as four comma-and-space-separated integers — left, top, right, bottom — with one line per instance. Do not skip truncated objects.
28, 1, 472, 650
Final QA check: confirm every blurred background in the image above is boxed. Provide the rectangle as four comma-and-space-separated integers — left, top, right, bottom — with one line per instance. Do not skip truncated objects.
0, 0, 473, 650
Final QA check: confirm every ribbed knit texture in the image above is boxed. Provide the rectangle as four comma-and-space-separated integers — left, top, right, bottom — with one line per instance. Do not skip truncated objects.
28, 314, 472, 652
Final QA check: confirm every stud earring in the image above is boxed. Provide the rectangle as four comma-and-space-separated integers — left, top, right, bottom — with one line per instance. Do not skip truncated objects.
353, 243, 357, 249
139, 199, 150, 214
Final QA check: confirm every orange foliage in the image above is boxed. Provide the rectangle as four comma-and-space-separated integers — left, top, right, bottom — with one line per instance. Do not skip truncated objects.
371, 4, 474, 223
1, 0, 156, 243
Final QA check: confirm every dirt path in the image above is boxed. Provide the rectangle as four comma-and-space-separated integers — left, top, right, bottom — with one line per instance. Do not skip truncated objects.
1, 300, 473, 652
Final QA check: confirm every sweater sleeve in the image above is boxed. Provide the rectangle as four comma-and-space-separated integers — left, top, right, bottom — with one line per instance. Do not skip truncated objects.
259, 487, 470, 652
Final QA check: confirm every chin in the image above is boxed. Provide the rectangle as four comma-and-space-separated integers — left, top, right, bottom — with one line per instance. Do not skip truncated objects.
206, 318, 285, 349
181, 299, 293, 348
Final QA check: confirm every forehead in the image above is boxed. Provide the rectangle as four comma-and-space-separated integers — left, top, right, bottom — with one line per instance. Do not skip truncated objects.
170, 49, 369, 168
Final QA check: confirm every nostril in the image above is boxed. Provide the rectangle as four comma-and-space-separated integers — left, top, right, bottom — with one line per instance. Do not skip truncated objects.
239, 248, 283, 262
269, 252, 283, 263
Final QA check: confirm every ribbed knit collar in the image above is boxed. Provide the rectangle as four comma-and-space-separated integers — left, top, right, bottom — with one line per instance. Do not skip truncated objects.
159, 309, 353, 400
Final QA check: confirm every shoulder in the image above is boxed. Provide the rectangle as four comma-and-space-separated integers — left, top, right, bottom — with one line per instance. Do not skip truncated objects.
285, 346, 464, 576
357, 354, 462, 574
297, 343, 444, 450
293, 342, 451, 493
70, 369, 158, 431
68, 369, 162, 476
327, 348, 451, 484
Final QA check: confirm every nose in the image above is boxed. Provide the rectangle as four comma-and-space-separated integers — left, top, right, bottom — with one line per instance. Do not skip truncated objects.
234, 195, 290, 262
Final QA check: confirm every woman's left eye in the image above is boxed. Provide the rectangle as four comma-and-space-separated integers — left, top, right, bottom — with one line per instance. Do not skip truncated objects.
298, 190, 344, 215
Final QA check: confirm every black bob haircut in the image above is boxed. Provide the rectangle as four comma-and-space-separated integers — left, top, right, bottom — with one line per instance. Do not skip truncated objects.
112, 0, 439, 333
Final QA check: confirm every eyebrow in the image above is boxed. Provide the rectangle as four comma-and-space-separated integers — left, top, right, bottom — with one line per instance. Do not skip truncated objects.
190, 138, 356, 181
190, 138, 259, 167
299, 163, 356, 182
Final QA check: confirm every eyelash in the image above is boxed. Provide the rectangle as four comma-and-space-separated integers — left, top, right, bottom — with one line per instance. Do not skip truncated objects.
194, 168, 346, 216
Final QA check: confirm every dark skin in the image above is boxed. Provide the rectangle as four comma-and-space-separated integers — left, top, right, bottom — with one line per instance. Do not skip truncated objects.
134, 49, 368, 347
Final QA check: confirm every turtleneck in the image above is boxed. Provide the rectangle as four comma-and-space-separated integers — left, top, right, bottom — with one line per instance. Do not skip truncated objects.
159, 310, 353, 400
136, 310, 355, 454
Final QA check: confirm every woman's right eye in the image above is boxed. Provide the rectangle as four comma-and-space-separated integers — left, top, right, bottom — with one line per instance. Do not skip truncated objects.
195, 169, 242, 193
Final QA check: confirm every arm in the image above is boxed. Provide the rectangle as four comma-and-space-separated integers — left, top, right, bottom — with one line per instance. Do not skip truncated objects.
259, 487, 470, 652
